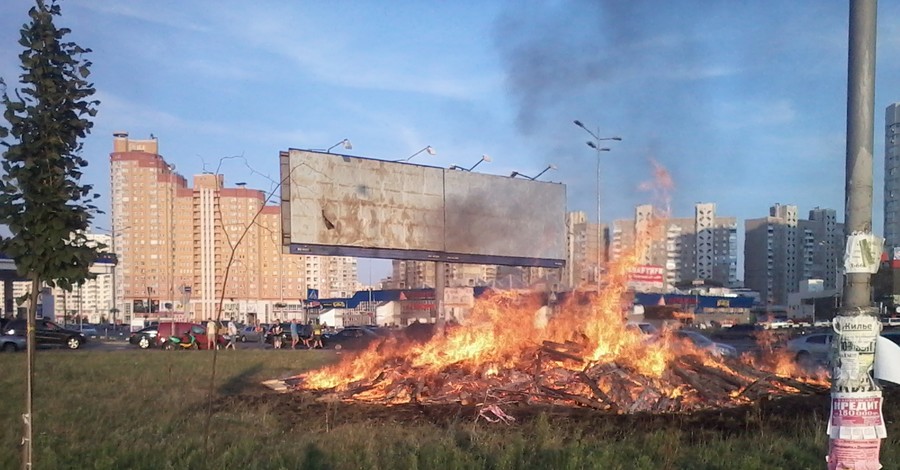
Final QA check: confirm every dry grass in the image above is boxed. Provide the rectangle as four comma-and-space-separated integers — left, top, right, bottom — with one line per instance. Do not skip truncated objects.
0, 348, 897, 469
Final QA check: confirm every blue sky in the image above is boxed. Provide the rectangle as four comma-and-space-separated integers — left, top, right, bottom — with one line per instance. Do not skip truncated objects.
2, 1, 900, 283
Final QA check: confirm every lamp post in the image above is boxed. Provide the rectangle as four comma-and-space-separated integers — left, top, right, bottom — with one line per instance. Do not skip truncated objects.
394, 146, 436, 162
573, 120, 621, 285
325, 139, 353, 153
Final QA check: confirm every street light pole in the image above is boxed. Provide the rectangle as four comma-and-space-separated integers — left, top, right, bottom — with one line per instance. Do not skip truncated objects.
573, 120, 621, 286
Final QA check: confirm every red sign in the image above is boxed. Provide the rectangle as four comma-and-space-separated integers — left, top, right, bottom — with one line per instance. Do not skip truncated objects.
628, 265, 664, 285
830, 396, 883, 427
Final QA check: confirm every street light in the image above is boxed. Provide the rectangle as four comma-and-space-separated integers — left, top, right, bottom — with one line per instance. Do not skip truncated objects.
326, 139, 353, 153
573, 119, 622, 285
450, 154, 492, 171
395, 145, 436, 162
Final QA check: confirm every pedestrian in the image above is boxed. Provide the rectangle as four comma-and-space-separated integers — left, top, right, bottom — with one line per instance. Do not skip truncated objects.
226, 319, 238, 350
312, 321, 324, 349
290, 318, 299, 350
205, 318, 217, 350
272, 321, 283, 349
301, 322, 312, 349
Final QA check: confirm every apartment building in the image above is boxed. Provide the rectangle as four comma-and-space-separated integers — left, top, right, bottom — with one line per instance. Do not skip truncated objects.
109, 132, 357, 323
745, 204, 842, 307
886, 103, 900, 254
390, 261, 498, 289
611, 203, 738, 289
564, 211, 608, 289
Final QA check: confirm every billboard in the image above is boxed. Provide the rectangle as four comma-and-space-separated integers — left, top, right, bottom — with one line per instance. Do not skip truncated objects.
280, 149, 566, 267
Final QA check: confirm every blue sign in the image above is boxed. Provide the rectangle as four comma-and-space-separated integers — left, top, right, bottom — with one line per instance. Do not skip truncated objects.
307, 289, 319, 300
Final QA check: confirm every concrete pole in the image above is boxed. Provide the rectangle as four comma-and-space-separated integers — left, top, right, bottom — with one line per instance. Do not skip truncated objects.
828, 1, 884, 468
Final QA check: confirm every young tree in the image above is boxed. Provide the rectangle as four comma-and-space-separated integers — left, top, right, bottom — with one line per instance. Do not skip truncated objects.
0, 1, 101, 467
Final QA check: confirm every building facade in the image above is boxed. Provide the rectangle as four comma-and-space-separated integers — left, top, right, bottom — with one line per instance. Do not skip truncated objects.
109, 132, 358, 323
745, 204, 843, 307
564, 211, 606, 289
611, 203, 738, 289
390, 261, 499, 289
885, 103, 900, 254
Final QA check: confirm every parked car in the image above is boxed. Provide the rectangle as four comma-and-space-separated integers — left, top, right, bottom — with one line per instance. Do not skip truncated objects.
3, 319, 86, 349
710, 323, 761, 340
155, 322, 225, 350
264, 322, 312, 346
128, 325, 159, 349
324, 326, 385, 351
673, 330, 738, 358
237, 325, 264, 343
883, 318, 900, 328
66, 324, 99, 338
0, 334, 25, 352
786, 333, 833, 365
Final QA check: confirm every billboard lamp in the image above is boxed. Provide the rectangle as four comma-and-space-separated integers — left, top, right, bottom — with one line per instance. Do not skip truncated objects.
325, 139, 353, 153
395, 145, 436, 162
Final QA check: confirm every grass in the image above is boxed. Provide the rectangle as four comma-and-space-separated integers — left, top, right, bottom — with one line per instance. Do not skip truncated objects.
0, 348, 898, 469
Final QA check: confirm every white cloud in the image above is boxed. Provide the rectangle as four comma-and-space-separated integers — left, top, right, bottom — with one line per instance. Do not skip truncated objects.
74, 1, 209, 32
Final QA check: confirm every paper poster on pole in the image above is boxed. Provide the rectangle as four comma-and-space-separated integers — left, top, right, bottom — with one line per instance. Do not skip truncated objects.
843, 232, 884, 274
827, 438, 882, 470
832, 316, 880, 392
874, 335, 900, 385
827, 391, 886, 439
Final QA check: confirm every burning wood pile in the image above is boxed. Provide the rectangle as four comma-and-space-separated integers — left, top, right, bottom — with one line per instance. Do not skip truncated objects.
268, 289, 828, 415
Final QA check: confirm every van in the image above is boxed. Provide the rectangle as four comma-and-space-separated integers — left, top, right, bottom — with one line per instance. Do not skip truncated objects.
155, 322, 225, 350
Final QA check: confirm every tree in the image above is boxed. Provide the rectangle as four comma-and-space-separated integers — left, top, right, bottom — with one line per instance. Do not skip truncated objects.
0, 1, 101, 468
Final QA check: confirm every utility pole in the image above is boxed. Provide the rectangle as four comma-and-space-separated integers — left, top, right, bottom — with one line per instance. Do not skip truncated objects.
828, 1, 885, 469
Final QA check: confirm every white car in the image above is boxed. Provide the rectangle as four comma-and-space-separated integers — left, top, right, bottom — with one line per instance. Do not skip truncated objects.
786, 333, 832, 365
883, 318, 900, 328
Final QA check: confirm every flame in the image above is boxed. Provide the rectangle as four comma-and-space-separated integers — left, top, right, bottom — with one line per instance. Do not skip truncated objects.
295, 162, 827, 409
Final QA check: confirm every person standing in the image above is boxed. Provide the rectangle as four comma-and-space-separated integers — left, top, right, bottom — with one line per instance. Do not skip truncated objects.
290, 318, 299, 350
226, 319, 238, 350
312, 321, 324, 349
205, 318, 217, 350
272, 321, 283, 349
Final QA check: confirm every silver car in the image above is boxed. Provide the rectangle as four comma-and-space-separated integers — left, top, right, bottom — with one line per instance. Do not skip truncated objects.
674, 330, 738, 358
0, 334, 26, 352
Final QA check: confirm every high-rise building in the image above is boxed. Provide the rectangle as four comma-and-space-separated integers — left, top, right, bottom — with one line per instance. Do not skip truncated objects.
612, 203, 738, 289
390, 261, 498, 289
109, 132, 358, 323
565, 211, 605, 289
745, 204, 842, 307
885, 103, 900, 253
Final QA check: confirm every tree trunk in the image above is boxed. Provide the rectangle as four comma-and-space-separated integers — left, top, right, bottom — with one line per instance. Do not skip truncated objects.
23, 277, 39, 470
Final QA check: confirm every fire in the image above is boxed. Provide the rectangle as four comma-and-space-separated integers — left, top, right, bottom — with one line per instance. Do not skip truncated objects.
292, 163, 828, 412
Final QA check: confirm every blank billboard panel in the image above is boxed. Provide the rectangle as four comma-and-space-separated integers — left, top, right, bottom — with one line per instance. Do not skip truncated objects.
283, 150, 444, 251
281, 149, 566, 267
443, 170, 566, 260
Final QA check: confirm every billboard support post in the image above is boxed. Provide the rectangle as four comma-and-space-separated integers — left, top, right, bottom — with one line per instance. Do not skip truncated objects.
434, 261, 446, 331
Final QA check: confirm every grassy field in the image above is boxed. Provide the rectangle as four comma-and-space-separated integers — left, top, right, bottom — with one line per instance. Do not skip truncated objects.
0, 348, 898, 469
